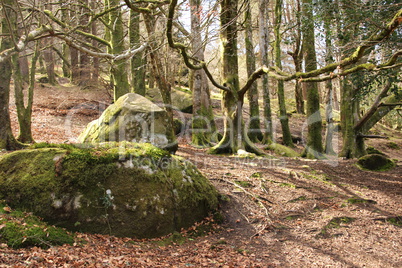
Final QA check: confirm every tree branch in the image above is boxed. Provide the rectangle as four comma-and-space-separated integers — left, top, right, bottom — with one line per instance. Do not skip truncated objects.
43, 10, 111, 47
0, 25, 52, 63
166, 0, 229, 91
57, 34, 147, 61
267, 8, 402, 82
354, 81, 391, 132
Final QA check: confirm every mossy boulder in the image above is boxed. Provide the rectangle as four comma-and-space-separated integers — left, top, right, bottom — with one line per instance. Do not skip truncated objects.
0, 142, 218, 238
265, 143, 299, 157
356, 153, 396, 171
146, 87, 193, 113
78, 93, 176, 152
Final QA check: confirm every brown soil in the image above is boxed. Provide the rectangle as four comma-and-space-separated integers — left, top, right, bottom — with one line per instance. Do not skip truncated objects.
1, 82, 402, 267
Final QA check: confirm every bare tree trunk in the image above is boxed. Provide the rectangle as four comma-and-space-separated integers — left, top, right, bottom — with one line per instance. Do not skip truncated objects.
91, 1, 99, 83
259, 0, 273, 144
190, 0, 216, 147
143, 13, 178, 153
274, 0, 293, 147
42, 3, 57, 85
79, 0, 91, 87
70, 47, 80, 83
290, 0, 304, 114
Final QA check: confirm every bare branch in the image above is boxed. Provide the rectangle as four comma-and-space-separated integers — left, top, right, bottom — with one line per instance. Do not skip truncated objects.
166, 0, 229, 91
57, 34, 147, 61
354, 81, 391, 132
267, 8, 402, 82
0, 25, 52, 63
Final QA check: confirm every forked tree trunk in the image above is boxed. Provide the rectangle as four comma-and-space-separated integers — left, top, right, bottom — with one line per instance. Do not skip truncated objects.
209, 0, 263, 155
12, 44, 39, 144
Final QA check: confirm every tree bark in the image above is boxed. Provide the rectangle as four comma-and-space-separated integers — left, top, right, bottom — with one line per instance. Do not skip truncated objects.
324, 14, 336, 155
109, 0, 130, 101
42, 3, 57, 85
209, 0, 263, 155
79, 0, 91, 87
190, 0, 216, 147
0, 0, 21, 150
245, 1, 263, 142
301, 0, 323, 158
130, 10, 146, 96
274, 0, 293, 147
143, 13, 178, 153
259, 0, 273, 144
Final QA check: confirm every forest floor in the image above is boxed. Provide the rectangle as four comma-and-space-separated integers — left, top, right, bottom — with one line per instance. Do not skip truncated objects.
1, 81, 402, 267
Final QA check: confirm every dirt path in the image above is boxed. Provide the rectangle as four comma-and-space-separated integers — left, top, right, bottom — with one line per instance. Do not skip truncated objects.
2, 83, 402, 267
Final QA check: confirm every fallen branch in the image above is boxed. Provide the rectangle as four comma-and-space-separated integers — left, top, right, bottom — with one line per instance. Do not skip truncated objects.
357, 134, 388, 139
379, 102, 402, 107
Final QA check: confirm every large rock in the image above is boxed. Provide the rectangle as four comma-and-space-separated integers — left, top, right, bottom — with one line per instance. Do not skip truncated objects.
356, 153, 396, 171
78, 93, 176, 152
0, 142, 219, 238
146, 87, 193, 113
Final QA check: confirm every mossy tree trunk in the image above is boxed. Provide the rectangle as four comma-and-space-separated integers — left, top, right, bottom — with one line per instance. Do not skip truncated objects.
259, 0, 273, 144
340, 81, 401, 158
0, 0, 22, 150
274, 0, 294, 147
12, 43, 39, 144
245, 2, 263, 143
323, 15, 336, 155
209, 0, 262, 155
339, 79, 364, 158
190, 0, 216, 147
108, 0, 130, 101
130, 10, 146, 96
301, 0, 323, 158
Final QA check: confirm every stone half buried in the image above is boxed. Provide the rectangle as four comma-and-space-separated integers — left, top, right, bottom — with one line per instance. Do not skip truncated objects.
0, 142, 219, 238
78, 93, 177, 152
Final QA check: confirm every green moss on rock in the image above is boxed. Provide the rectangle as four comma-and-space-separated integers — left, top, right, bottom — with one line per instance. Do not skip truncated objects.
0, 203, 74, 248
0, 142, 218, 238
356, 154, 396, 171
265, 143, 299, 157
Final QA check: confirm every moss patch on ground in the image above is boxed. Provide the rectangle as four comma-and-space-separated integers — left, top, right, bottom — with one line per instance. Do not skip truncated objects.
265, 143, 299, 157
0, 203, 74, 248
